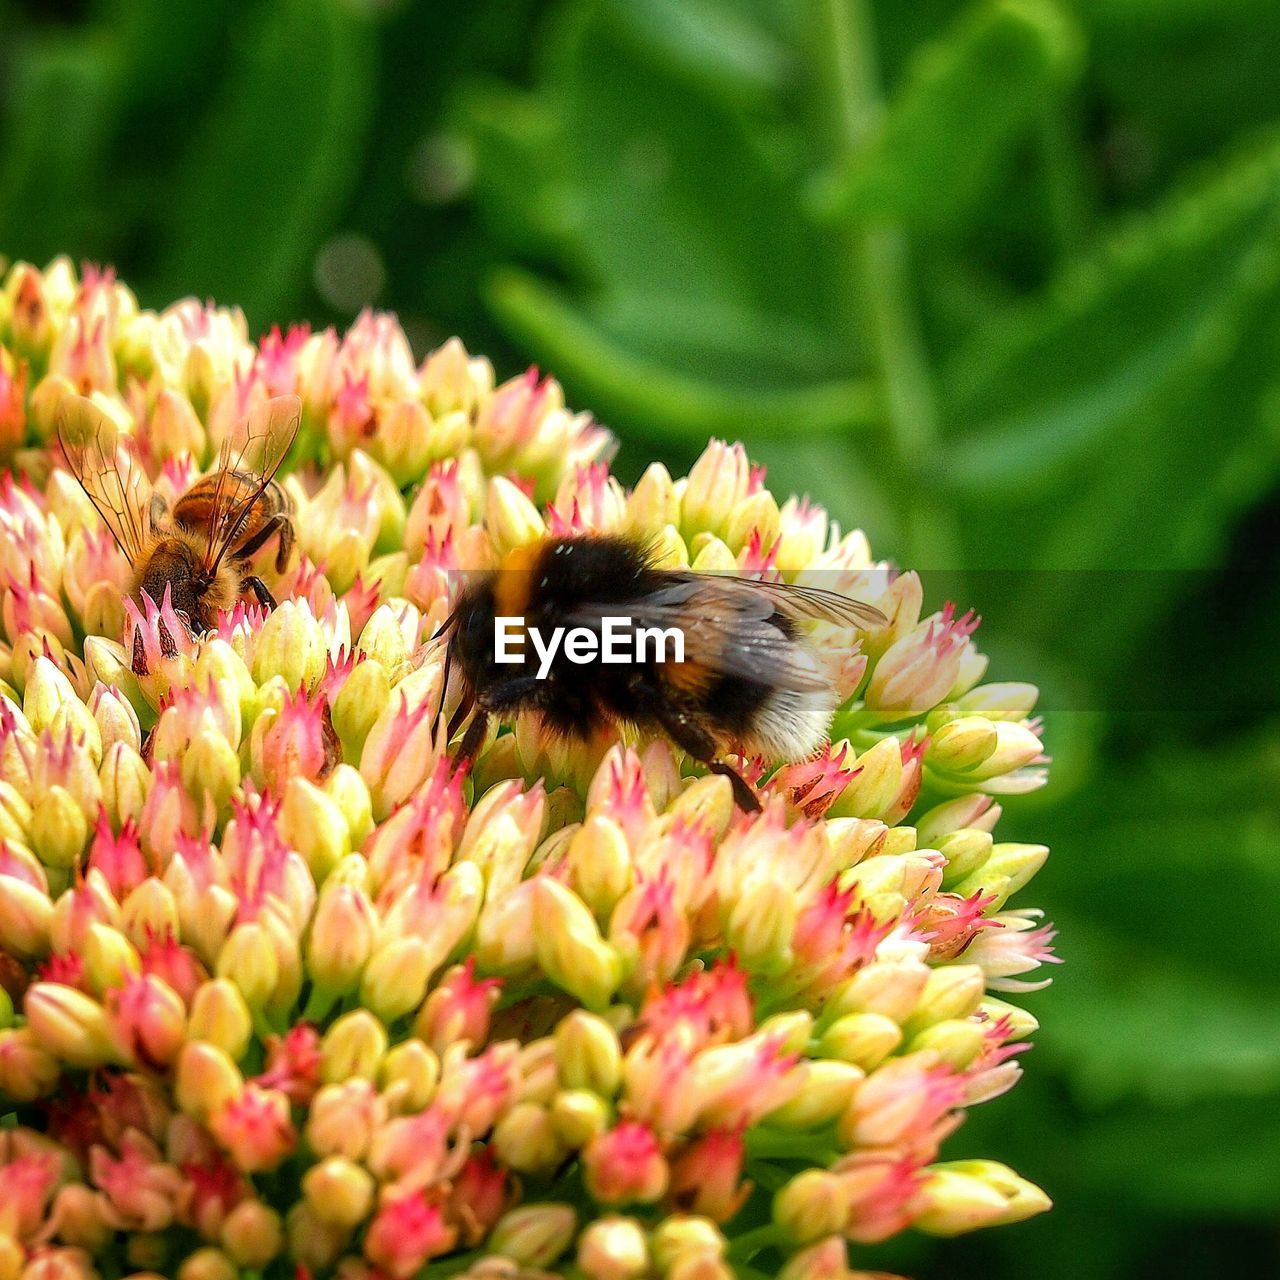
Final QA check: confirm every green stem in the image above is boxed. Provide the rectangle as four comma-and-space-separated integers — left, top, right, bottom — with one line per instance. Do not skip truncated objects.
302, 983, 338, 1024
728, 1223, 788, 1261
810, 0, 960, 569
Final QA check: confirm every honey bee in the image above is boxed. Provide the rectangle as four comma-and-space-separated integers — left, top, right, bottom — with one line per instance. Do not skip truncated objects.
439, 534, 887, 811
58, 394, 301, 651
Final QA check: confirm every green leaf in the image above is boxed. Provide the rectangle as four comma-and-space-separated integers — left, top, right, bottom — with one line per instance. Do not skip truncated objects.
939, 135, 1280, 498
150, 0, 376, 327
812, 0, 1084, 229
486, 267, 880, 439
0, 32, 123, 263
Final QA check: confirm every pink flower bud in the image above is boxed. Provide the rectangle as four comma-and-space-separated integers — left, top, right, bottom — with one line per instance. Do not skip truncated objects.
583, 1121, 669, 1206
413, 959, 501, 1055
208, 1084, 296, 1173
443, 1150, 511, 1247
104, 973, 185, 1069
362, 1190, 457, 1279
90, 1129, 184, 1232
0, 1146, 59, 1239
253, 687, 340, 792
864, 605, 980, 722
667, 1130, 751, 1223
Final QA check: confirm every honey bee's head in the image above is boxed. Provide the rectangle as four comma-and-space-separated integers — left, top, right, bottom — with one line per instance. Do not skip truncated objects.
136, 537, 237, 634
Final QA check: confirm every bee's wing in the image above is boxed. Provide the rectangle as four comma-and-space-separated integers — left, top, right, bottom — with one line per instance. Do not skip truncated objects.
57, 395, 152, 560
201, 395, 301, 576
724, 575, 887, 629
567, 575, 842, 693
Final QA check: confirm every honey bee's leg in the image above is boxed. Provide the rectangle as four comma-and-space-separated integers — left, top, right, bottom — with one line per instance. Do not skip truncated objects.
243, 575, 277, 610
655, 705, 762, 813
235, 512, 293, 570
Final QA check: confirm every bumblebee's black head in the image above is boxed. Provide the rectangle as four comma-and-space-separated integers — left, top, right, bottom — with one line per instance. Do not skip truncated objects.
451, 580, 502, 685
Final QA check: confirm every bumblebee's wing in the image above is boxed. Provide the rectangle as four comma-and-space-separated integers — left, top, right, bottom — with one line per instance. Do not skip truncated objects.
202, 395, 301, 576
567, 575, 841, 693
723, 575, 887, 629
57, 395, 152, 560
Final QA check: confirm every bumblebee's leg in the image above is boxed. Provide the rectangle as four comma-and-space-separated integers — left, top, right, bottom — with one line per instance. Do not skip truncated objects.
243, 575, 277, 610
708, 761, 763, 814
453, 709, 490, 770
654, 704, 762, 813
235, 512, 292, 568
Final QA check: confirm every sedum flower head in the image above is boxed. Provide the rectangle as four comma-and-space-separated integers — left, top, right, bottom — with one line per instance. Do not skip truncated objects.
0, 259, 1056, 1280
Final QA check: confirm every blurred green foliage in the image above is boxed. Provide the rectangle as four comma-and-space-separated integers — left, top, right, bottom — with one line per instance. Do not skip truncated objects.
3, 0, 1280, 1274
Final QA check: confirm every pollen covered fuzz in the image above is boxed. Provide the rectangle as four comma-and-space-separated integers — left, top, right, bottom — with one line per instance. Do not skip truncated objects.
0, 258, 1056, 1280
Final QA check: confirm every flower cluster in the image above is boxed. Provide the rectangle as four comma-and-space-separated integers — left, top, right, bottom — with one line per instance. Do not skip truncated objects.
0, 258, 1056, 1280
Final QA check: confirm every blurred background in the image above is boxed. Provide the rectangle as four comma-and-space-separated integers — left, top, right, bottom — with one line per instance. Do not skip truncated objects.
3, 0, 1279, 1275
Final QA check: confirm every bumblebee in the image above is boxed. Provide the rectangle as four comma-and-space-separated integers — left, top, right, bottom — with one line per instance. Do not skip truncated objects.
58, 394, 300, 651
440, 535, 886, 810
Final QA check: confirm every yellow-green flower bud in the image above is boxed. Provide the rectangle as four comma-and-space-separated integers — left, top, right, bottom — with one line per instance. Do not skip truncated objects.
828, 737, 903, 821
487, 475, 546, 556
928, 716, 999, 776
774, 1169, 848, 1243
187, 979, 253, 1060
359, 936, 434, 1023
534, 878, 623, 1010
0, 1027, 60, 1100
302, 1157, 375, 1229
219, 1200, 284, 1268
950, 843, 1048, 907
766, 1061, 865, 1129
489, 1203, 577, 1270
176, 1248, 237, 1280
550, 1088, 610, 1147
31, 785, 89, 869
379, 1037, 440, 1114
955, 682, 1039, 722
100, 743, 151, 831
682, 439, 749, 538
324, 763, 374, 847
215, 922, 279, 1010
909, 1018, 988, 1068
902, 965, 986, 1034
577, 1215, 650, 1280
24, 981, 117, 1068
251, 599, 327, 690
120, 878, 180, 952
626, 462, 680, 535
565, 815, 633, 918
175, 1041, 243, 1120
330, 655, 389, 762
306, 1079, 385, 1160
493, 1101, 563, 1172
911, 1161, 1051, 1236
321, 1009, 387, 1082
817, 1012, 903, 1070
83, 922, 142, 994
725, 879, 796, 973
554, 1009, 622, 1096
0, 873, 53, 958
307, 882, 375, 997
937, 828, 995, 885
